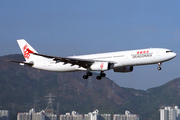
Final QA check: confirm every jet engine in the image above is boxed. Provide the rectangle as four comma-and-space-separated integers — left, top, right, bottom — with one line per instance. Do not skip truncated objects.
90, 62, 111, 71
113, 66, 133, 73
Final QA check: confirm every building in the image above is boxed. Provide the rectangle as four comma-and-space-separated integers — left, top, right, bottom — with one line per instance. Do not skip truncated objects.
113, 110, 139, 120
17, 109, 139, 120
17, 108, 57, 120
0, 110, 10, 120
99, 114, 111, 120
45, 113, 57, 120
60, 110, 139, 120
160, 106, 180, 120
60, 109, 111, 120
17, 113, 32, 120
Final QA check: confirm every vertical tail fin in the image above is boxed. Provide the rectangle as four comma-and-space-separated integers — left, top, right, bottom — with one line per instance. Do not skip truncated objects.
17, 39, 38, 61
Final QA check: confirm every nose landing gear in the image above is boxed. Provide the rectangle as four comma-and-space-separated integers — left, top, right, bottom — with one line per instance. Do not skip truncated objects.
157, 62, 162, 70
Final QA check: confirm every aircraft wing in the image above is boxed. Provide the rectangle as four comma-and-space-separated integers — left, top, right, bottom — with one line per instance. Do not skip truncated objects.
33, 53, 95, 68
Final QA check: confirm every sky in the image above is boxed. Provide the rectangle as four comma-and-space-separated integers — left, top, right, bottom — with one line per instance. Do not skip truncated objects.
1, 0, 180, 90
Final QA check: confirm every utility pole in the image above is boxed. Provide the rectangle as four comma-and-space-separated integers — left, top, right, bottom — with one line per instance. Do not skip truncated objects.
44, 93, 56, 114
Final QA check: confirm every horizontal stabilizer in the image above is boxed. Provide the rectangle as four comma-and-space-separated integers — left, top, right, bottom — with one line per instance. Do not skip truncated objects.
6, 60, 34, 67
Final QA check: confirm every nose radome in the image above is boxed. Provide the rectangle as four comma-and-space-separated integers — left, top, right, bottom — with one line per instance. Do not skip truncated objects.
173, 52, 177, 58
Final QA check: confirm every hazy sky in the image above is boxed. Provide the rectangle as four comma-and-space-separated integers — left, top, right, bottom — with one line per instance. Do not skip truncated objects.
1, 1, 180, 90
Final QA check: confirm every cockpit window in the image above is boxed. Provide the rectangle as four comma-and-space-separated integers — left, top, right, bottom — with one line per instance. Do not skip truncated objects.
166, 51, 172, 53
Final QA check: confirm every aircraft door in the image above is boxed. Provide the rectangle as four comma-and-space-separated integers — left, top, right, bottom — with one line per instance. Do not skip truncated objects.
156, 50, 160, 56
124, 54, 128, 59
124, 53, 129, 59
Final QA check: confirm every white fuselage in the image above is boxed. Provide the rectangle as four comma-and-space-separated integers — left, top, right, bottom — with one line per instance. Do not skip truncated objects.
32, 48, 176, 72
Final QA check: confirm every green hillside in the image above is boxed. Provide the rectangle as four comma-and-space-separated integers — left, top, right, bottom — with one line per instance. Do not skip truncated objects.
0, 54, 179, 120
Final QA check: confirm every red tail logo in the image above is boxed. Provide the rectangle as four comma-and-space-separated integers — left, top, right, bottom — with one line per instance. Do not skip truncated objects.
100, 63, 104, 69
23, 43, 34, 59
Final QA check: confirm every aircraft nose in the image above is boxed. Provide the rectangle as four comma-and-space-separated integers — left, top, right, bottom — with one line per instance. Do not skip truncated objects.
172, 52, 177, 58
171, 52, 177, 58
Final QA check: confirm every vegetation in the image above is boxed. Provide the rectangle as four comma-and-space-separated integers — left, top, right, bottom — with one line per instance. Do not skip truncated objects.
0, 54, 180, 120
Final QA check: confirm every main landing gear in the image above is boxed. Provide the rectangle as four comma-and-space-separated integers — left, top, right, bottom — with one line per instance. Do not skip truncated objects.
96, 71, 106, 80
83, 71, 106, 80
83, 71, 92, 79
157, 62, 162, 70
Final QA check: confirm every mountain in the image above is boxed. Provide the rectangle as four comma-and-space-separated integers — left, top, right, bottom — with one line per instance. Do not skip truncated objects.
0, 54, 179, 120
146, 77, 180, 109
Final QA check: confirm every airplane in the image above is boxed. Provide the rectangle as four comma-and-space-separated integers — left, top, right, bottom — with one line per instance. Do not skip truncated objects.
8, 39, 177, 80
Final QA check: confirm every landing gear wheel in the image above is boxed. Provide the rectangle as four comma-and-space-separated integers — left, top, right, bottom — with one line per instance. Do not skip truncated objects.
83, 72, 93, 79
87, 72, 92, 76
83, 75, 88, 79
157, 67, 161, 70
157, 62, 162, 70
96, 71, 106, 80
101, 73, 106, 77
96, 76, 102, 80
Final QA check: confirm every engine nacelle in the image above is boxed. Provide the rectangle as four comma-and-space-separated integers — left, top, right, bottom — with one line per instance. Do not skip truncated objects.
113, 66, 133, 73
90, 62, 111, 71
